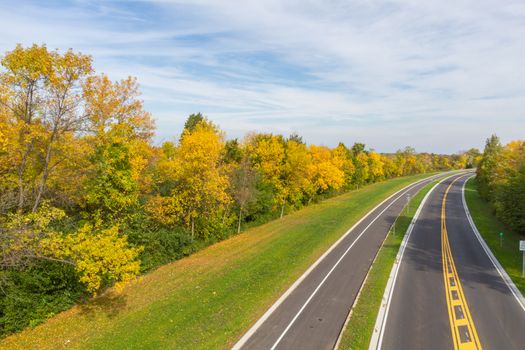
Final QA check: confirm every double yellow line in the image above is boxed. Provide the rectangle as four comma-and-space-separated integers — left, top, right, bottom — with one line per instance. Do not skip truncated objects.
441, 176, 482, 350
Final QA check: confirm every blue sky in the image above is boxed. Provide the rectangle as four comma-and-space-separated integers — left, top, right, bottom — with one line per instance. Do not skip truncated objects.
1, 0, 524, 153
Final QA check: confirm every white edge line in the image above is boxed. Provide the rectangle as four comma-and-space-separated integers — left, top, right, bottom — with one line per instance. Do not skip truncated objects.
368, 173, 458, 350
461, 175, 525, 312
231, 173, 445, 350
333, 212, 392, 350
269, 175, 429, 350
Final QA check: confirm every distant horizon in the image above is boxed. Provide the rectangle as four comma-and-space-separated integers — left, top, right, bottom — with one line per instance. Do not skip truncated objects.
1, 0, 523, 153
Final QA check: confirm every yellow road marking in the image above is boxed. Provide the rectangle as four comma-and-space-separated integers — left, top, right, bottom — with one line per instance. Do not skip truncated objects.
441, 176, 482, 350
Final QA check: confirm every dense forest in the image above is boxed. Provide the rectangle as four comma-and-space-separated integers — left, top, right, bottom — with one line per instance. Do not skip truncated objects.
476, 135, 525, 234
0, 44, 471, 336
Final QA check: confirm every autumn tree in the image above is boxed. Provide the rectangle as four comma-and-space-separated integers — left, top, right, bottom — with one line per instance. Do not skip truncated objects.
147, 118, 230, 238
381, 155, 397, 179
333, 143, 355, 188
0, 45, 145, 301
464, 148, 481, 168
477, 135, 503, 200
82, 74, 154, 223
476, 137, 525, 233
0, 44, 93, 212
353, 152, 370, 187
395, 146, 418, 176
282, 139, 312, 212
495, 142, 525, 232
231, 151, 258, 233
368, 151, 385, 182
0, 43, 471, 338
247, 133, 287, 216
1, 202, 141, 294
307, 145, 345, 194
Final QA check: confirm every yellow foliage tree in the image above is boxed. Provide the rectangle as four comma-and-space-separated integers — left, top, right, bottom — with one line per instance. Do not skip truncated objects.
368, 151, 385, 182
282, 139, 312, 214
333, 143, 355, 187
307, 145, 345, 193
82, 74, 155, 223
0, 44, 93, 212
42, 224, 142, 294
248, 134, 287, 214
148, 120, 230, 238
1, 202, 141, 294
353, 152, 370, 187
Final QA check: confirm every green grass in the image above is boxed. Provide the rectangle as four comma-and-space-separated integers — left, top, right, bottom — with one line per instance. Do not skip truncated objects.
464, 177, 525, 294
337, 179, 439, 350
0, 174, 433, 350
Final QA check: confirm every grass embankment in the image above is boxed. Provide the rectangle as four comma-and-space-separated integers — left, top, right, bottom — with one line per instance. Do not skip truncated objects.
1, 174, 433, 350
337, 178, 438, 350
464, 177, 525, 294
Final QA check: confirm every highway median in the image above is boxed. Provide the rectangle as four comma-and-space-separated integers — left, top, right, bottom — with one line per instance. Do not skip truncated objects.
336, 177, 440, 350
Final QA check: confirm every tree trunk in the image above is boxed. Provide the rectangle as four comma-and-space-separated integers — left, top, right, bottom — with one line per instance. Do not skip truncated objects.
17, 82, 36, 211
222, 203, 230, 225
32, 136, 55, 212
191, 216, 195, 240
17, 141, 34, 211
237, 207, 242, 234
280, 203, 285, 219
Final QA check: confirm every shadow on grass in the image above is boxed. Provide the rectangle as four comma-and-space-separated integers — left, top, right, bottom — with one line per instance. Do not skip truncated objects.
78, 291, 127, 319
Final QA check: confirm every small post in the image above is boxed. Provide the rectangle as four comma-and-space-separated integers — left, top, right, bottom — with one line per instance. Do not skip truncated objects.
499, 232, 504, 248
520, 241, 525, 277
406, 194, 411, 214
392, 220, 395, 236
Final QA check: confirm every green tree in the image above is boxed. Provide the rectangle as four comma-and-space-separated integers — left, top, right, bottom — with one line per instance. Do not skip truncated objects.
183, 112, 204, 132
82, 74, 154, 223
84, 129, 139, 223
477, 134, 503, 200
232, 153, 258, 233
351, 142, 366, 155
353, 152, 369, 188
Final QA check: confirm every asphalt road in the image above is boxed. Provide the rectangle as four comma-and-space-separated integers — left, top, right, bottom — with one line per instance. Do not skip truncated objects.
378, 174, 525, 350
233, 173, 447, 350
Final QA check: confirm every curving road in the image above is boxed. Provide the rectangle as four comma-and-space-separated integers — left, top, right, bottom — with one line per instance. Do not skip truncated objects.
373, 174, 525, 350
233, 173, 450, 350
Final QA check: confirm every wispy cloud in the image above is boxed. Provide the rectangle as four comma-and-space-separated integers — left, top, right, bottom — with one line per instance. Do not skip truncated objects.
0, 0, 523, 152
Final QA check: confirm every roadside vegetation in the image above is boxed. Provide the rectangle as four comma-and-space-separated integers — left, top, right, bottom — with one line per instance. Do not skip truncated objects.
337, 179, 438, 350
2, 174, 434, 350
476, 135, 525, 234
465, 178, 525, 294
0, 44, 469, 338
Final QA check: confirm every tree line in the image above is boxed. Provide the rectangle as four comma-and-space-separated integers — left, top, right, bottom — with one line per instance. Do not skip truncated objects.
0, 44, 469, 335
476, 135, 525, 234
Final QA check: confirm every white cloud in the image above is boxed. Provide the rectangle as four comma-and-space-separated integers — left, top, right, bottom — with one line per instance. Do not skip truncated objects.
0, 0, 523, 153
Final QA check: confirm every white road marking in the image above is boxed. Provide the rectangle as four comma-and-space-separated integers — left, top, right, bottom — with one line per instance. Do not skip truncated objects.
232, 173, 446, 350
268, 175, 445, 350
368, 173, 459, 350
461, 175, 525, 312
